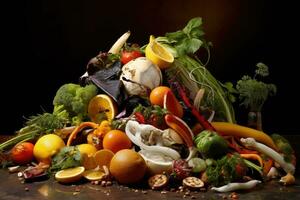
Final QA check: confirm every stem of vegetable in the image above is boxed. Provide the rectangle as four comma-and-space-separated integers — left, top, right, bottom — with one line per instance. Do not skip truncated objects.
248, 111, 262, 131
0, 131, 37, 151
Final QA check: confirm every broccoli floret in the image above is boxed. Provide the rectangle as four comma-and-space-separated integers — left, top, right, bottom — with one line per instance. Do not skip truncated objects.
53, 83, 98, 125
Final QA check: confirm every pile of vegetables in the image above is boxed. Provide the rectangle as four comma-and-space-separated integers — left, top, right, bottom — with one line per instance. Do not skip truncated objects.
0, 17, 297, 194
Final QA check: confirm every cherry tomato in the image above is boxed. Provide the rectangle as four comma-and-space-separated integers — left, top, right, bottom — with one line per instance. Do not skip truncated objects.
10, 142, 34, 165
121, 50, 143, 64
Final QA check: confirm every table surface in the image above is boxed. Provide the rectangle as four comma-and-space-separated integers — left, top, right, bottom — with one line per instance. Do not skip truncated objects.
1, 135, 300, 200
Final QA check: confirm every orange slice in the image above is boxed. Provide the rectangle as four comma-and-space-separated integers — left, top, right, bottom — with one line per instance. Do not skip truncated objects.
93, 149, 114, 168
55, 166, 85, 183
83, 169, 106, 181
88, 94, 117, 123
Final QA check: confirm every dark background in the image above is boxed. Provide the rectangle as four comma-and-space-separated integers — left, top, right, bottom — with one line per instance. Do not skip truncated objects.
1, 0, 299, 134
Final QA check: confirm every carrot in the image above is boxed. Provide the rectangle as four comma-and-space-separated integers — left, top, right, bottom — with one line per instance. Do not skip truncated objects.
240, 154, 263, 167
262, 156, 274, 175
66, 122, 98, 146
211, 122, 278, 151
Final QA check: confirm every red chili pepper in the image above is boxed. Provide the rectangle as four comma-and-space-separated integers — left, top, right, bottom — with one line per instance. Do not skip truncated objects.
175, 83, 215, 132
134, 112, 146, 124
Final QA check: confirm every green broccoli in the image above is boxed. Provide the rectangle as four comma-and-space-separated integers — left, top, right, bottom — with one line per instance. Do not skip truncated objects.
53, 83, 98, 125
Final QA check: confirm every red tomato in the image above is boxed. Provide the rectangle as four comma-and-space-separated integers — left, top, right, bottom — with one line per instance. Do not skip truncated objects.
121, 50, 143, 64
10, 142, 34, 165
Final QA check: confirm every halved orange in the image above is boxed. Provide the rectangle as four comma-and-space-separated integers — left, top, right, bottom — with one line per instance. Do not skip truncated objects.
93, 149, 114, 168
55, 166, 85, 183
81, 154, 97, 170
88, 94, 117, 123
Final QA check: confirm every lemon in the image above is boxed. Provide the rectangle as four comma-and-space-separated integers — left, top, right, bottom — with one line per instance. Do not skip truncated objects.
55, 166, 85, 183
83, 169, 106, 181
88, 94, 117, 123
33, 134, 65, 162
77, 144, 97, 157
145, 35, 174, 69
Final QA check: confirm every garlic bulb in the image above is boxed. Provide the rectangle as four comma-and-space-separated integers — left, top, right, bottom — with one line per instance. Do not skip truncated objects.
120, 57, 162, 96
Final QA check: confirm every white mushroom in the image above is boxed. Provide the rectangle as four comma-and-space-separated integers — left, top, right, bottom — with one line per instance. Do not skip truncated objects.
120, 57, 162, 96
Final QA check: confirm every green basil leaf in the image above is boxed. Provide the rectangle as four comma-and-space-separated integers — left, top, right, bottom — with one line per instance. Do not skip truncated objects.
183, 17, 203, 34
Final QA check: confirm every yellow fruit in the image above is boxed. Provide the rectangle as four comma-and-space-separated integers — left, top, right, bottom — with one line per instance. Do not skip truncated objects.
88, 94, 117, 123
33, 134, 65, 162
83, 169, 106, 181
77, 144, 97, 157
145, 35, 174, 69
55, 166, 85, 183
109, 149, 147, 184
94, 149, 114, 168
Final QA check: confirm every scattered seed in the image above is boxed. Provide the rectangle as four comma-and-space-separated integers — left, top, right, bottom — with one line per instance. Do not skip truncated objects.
191, 196, 196, 199
134, 189, 139, 193
24, 187, 29, 191
161, 190, 167, 194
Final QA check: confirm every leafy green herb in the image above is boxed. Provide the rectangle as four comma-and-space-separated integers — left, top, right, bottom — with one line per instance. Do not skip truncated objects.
236, 63, 276, 112
206, 154, 247, 186
236, 63, 276, 130
50, 146, 82, 172
0, 105, 70, 151
165, 17, 205, 56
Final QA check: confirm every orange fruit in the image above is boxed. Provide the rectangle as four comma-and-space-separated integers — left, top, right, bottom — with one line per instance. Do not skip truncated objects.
88, 94, 117, 123
149, 86, 171, 106
81, 154, 97, 170
102, 130, 132, 153
55, 166, 85, 183
94, 149, 114, 168
109, 149, 147, 184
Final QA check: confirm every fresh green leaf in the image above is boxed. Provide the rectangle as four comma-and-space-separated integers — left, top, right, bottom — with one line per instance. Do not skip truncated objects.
50, 146, 82, 172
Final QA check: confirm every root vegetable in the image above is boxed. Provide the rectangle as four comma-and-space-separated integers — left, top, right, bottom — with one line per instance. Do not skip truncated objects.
211, 180, 261, 193
240, 138, 295, 175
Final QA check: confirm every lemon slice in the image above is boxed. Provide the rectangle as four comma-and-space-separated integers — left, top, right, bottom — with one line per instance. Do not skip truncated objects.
55, 166, 85, 183
88, 94, 117, 123
145, 35, 174, 69
83, 169, 106, 181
